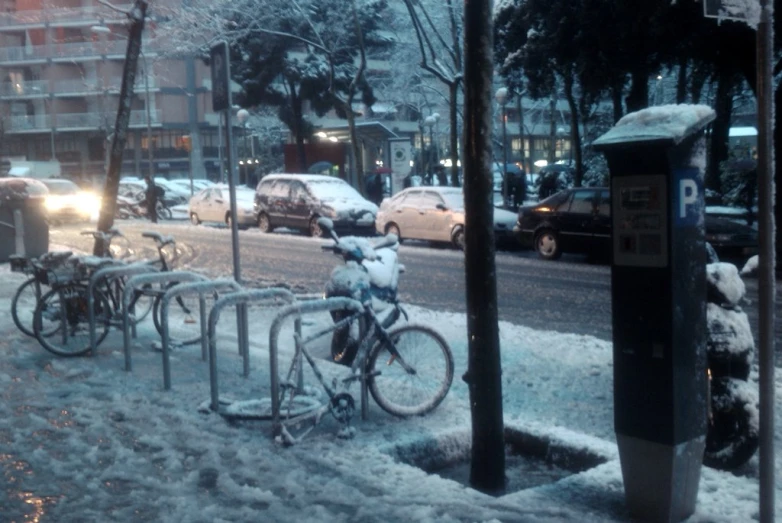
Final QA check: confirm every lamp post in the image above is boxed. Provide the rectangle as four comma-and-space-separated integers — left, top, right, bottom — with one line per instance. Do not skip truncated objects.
236, 108, 249, 186
495, 87, 509, 205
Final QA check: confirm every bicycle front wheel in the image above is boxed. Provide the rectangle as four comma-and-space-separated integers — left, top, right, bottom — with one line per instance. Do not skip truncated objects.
12, 278, 44, 337
367, 324, 454, 417
33, 284, 111, 357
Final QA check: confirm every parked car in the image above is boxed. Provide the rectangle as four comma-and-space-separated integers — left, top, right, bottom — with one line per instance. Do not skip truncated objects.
514, 187, 758, 261
41, 178, 100, 224
153, 177, 190, 205
118, 179, 147, 201
375, 186, 518, 250
171, 178, 216, 194
254, 174, 378, 237
188, 184, 256, 229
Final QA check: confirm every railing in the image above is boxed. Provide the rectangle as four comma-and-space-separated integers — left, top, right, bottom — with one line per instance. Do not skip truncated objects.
0, 40, 157, 63
6, 110, 161, 131
0, 5, 134, 28
0, 79, 49, 97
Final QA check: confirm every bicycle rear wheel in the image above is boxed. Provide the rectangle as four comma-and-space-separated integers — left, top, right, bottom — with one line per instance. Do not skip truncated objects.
152, 286, 204, 345
12, 278, 44, 337
367, 324, 454, 417
33, 284, 111, 357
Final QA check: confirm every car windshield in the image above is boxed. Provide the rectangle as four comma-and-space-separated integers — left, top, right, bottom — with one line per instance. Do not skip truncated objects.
42, 180, 79, 195
306, 179, 362, 200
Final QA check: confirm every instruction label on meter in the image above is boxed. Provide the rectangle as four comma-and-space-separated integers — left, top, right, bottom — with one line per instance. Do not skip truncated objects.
612, 175, 668, 267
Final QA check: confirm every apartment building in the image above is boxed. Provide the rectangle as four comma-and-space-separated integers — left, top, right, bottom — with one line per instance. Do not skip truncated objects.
0, 0, 224, 185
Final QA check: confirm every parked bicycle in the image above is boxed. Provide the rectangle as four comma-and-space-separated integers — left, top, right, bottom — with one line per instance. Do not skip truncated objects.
273, 218, 454, 443
10, 228, 132, 337
31, 230, 192, 356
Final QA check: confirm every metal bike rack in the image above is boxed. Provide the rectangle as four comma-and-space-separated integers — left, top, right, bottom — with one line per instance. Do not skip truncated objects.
268, 297, 364, 439
122, 271, 207, 372
88, 262, 159, 353
206, 288, 297, 414
159, 278, 242, 390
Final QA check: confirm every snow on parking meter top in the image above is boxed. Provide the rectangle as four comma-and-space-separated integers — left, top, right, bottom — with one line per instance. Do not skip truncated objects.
592, 104, 716, 148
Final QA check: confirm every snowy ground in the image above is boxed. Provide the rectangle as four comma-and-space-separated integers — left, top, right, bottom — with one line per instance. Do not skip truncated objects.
0, 261, 779, 522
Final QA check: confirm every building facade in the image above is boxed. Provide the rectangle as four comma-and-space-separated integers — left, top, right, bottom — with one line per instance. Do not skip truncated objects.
0, 0, 226, 185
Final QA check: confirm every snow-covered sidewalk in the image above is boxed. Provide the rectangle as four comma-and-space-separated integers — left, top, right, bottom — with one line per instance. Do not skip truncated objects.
0, 265, 777, 522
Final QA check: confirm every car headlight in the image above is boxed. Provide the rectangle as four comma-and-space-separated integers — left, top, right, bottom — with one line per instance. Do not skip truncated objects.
76, 192, 101, 214
45, 197, 63, 211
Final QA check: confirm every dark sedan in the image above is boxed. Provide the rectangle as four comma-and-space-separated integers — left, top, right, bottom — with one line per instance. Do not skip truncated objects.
514, 187, 757, 261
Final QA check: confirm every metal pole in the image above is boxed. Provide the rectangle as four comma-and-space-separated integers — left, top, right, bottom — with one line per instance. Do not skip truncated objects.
756, 1, 775, 520
143, 50, 153, 184
218, 116, 224, 183
501, 105, 508, 205
49, 97, 55, 160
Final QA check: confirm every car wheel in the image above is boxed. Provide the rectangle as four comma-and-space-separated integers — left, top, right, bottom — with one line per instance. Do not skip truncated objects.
190, 213, 200, 225
452, 227, 465, 251
385, 223, 402, 242
535, 229, 562, 260
257, 213, 271, 233
309, 216, 323, 238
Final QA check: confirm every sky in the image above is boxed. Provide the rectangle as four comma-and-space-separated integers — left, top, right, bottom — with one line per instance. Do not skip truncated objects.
0, 242, 779, 522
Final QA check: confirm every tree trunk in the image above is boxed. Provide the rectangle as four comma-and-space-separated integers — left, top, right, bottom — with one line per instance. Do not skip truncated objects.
94, 0, 147, 255
625, 67, 650, 113
548, 94, 557, 163
611, 83, 623, 124
677, 57, 688, 104
707, 71, 735, 195
517, 94, 525, 172
463, 0, 505, 495
287, 81, 307, 173
562, 73, 582, 187
449, 82, 460, 187
774, 84, 782, 268
690, 65, 709, 104
345, 105, 365, 195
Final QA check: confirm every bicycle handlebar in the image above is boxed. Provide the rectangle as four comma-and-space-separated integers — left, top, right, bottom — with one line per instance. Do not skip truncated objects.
141, 231, 176, 248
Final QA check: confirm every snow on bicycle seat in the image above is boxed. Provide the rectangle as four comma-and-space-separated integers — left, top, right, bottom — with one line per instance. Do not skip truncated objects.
77, 255, 122, 269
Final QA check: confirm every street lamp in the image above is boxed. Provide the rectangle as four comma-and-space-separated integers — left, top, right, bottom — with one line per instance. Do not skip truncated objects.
495, 87, 509, 206
236, 108, 249, 186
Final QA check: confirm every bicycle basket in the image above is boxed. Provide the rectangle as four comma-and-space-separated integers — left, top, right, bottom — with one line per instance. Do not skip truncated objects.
9, 255, 28, 273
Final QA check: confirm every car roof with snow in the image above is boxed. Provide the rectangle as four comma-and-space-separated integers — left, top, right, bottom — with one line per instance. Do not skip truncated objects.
261, 174, 347, 183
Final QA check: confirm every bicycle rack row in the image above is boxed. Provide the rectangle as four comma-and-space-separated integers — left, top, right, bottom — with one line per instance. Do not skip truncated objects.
268, 297, 365, 439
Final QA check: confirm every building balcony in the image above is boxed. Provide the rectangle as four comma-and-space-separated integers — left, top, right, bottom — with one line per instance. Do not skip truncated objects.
6, 110, 162, 132
0, 40, 157, 65
1, 77, 158, 99
0, 5, 133, 30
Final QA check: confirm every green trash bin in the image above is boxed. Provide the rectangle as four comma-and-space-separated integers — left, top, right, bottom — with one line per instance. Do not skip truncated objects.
0, 178, 50, 262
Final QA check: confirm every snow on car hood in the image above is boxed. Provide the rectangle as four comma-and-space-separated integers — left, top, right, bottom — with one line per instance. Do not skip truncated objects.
494, 207, 518, 227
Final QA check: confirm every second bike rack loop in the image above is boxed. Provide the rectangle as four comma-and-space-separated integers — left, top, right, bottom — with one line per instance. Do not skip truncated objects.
122, 271, 208, 372
159, 278, 243, 390
268, 297, 365, 439
206, 288, 297, 414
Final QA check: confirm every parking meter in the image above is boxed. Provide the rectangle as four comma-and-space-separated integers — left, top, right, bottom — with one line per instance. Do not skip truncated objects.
593, 105, 715, 522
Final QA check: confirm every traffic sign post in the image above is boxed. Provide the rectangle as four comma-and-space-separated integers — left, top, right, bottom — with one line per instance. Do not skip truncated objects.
210, 40, 249, 362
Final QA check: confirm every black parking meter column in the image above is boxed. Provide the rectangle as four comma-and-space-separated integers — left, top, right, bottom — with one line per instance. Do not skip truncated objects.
593, 105, 715, 523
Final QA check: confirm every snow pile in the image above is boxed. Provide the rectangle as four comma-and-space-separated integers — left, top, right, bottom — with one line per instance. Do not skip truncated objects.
740, 255, 759, 277
706, 262, 746, 306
